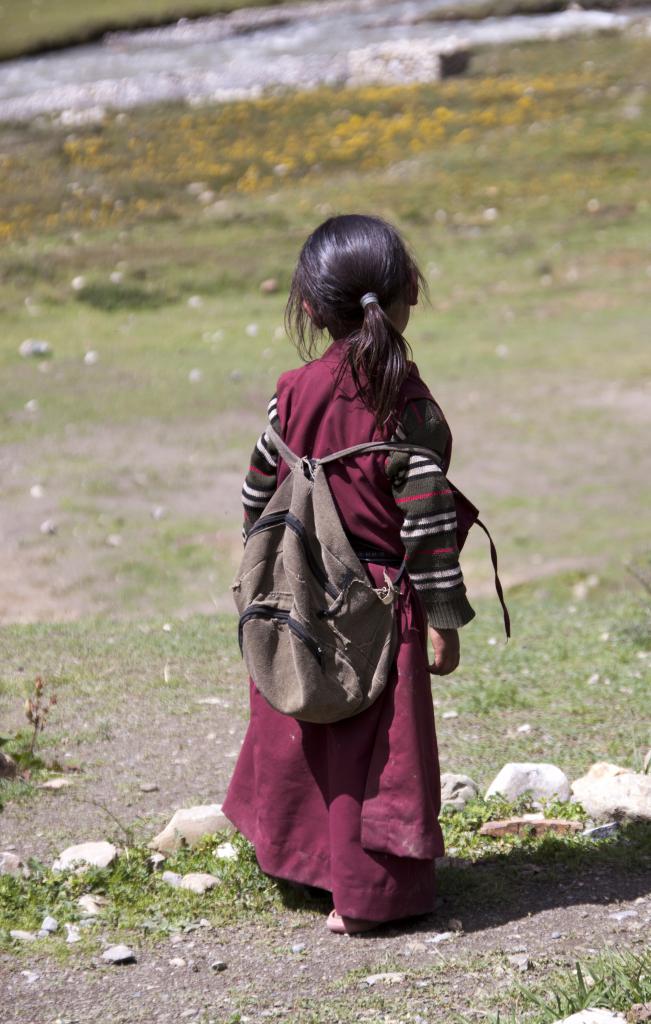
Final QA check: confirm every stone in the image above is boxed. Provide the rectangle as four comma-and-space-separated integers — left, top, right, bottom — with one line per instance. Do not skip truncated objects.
260, 278, 279, 294
65, 923, 82, 943
215, 841, 237, 860
20, 970, 40, 983
78, 893, 109, 916
41, 916, 58, 933
291, 942, 306, 953
84, 350, 99, 365
608, 909, 637, 922
507, 953, 531, 971
364, 972, 405, 986
571, 763, 651, 821
39, 777, 74, 790
179, 872, 220, 894
162, 871, 183, 888
486, 763, 571, 802
627, 1006, 651, 1023
102, 944, 136, 965
426, 931, 454, 944
52, 841, 117, 872
347, 39, 469, 87
440, 773, 480, 811
149, 804, 229, 854
40, 519, 57, 535
582, 821, 619, 840
19, 339, 51, 358
480, 816, 583, 838
210, 960, 227, 972
0, 752, 17, 778
149, 852, 166, 869
0, 851, 26, 876
10, 930, 39, 942
551, 1011, 625, 1023
169, 956, 186, 967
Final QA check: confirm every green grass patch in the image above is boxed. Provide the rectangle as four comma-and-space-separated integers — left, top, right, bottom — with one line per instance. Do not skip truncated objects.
0, 0, 306, 62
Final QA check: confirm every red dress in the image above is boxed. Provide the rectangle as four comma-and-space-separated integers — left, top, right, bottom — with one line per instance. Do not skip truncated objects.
222, 339, 445, 922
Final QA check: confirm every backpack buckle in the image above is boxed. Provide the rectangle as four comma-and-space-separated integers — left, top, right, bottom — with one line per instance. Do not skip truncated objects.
301, 456, 317, 481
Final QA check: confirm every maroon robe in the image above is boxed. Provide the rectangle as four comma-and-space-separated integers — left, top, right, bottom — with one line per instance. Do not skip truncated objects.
223, 338, 447, 921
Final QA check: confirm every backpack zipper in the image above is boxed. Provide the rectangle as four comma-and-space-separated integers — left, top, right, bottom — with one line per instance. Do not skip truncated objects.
284, 512, 339, 599
247, 511, 339, 600
238, 605, 324, 668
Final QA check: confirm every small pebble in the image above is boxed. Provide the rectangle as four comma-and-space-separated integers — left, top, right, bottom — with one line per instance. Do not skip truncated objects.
71, 275, 86, 291
41, 916, 58, 933
210, 960, 227, 972
30, 484, 44, 499
40, 519, 57, 535
84, 350, 99, 366
291, 942, 305, 954
188, 368, 203, 383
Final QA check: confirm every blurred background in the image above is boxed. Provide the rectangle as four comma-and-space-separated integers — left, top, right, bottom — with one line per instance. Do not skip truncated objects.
0, 0, 649, 626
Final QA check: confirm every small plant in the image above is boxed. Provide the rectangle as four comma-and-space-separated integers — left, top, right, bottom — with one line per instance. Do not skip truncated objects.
24, 675, 57, 756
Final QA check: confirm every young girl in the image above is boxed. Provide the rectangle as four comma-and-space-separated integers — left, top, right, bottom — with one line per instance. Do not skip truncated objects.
223, 214, 475, 935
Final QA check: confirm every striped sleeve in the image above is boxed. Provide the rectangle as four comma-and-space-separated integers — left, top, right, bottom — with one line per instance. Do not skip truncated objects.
386, 399, 475, 629
241, 393, 281, 541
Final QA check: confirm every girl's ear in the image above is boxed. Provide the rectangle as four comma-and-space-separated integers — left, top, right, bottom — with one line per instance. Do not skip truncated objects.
302, 298, 324, 328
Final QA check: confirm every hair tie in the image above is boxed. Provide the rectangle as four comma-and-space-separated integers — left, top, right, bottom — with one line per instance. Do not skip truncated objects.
360, 292, 379, 309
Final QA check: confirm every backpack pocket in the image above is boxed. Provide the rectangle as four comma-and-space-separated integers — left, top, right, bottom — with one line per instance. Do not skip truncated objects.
238, 601, 365, 722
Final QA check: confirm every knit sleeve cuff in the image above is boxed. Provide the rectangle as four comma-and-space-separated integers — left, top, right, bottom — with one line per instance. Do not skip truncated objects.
425, 593, 476, 630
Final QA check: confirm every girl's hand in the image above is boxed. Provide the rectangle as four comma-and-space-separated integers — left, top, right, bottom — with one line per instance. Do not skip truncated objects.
428, 627, 460, 676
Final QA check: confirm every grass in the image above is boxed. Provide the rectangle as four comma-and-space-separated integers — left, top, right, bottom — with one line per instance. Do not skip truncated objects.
0, 575, 649, 793
483, 948, 651, 1023
0, 33, 649, 618
0, 0, 306, 62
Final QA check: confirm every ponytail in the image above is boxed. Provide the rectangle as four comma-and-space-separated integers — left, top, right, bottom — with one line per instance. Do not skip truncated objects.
285, 214, 427, 429
347, 301, 411, 429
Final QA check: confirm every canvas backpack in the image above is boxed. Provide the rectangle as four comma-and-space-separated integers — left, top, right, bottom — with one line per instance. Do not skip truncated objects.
232, 424, 509, 725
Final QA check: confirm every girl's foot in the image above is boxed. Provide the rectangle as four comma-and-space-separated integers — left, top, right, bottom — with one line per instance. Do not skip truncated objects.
326, 909, 379, 935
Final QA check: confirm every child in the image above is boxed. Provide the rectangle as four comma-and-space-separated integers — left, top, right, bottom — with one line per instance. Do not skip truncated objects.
223, 214, 475, 935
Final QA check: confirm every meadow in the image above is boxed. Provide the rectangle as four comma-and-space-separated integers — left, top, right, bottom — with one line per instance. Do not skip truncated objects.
0, 27, 650, 1024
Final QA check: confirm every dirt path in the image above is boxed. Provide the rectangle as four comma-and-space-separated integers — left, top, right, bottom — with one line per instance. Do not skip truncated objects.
1, 875, 649, 1022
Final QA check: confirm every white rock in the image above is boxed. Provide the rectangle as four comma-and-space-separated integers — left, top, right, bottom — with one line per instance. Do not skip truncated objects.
65, 923, 82, 943
20, 970, 40, 983
364, 972, 405, 986
179, 872, 219, 894
105, 533, 122, 547
40, 519, 57, 535
25, 399, 39, 412
110, 271, 124, 284
162, 871, 183, 888
0, 852, 27, 876
52, 840, 118, 872
149, 804, 230, 854
486, 763, 571, 802
30, 484, 44, 498
78, 893, 108, 916
10, 930, 39, 942
41, 916, 58, 933
440, 773, 479, 811
102, 944, 136, 964
245, 323, 259, 337
187, 295, 203, 309
169, 956, 186, 967
188, 368, 203, 383
550, 1010, 625, 1023
39, 777, 74, 790
426, 931, 454, 943
507, 953, 530, 971
84, 350, 99, 365
71, 275, 86, 291
571, 762, 651, 821
442, 710, 459, 720
19, 338, 51, 358
215, 841, 237, 860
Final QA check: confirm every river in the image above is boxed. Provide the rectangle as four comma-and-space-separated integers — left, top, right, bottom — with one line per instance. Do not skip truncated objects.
0, 0, 648, 123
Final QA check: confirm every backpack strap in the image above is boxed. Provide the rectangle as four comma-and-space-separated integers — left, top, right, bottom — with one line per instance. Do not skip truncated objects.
266, 424, 444, 470
266, 425, 510, 639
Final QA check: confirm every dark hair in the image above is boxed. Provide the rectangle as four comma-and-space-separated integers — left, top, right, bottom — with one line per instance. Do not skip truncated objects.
285, 214, 426, 428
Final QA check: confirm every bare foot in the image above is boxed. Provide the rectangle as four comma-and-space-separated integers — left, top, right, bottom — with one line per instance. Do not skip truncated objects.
326, 909, 379, 935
